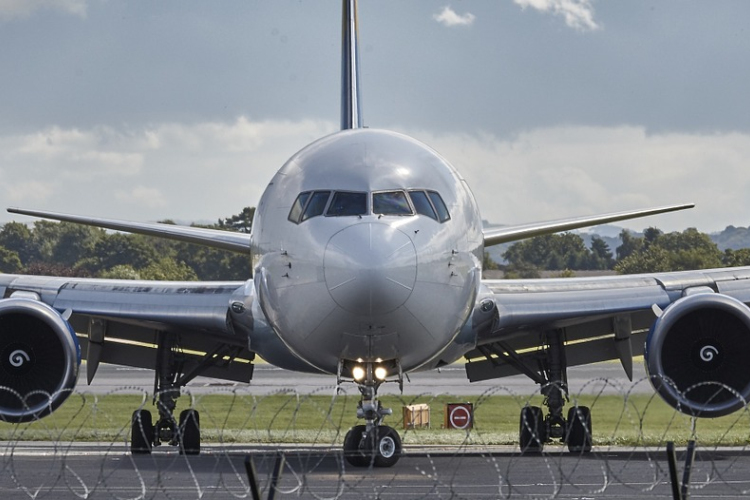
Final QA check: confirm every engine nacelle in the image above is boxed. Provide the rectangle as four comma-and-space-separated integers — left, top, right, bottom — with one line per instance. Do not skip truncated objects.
645, 293, 750, 417
0, 298, 80, 422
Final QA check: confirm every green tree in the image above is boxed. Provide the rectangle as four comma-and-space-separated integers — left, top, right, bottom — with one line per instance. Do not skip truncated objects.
0, 222, 33, 265
723, 248, 750, 267
52, 223, 105, 268
483, 252, 499, 271
216, 207, 255, 233
139, 258, 199, 281
98, 265, 141, 280
616, 229, 643, 261
87, 233, 160, 274
0, 246, 22, 273
503, 233, 592, 272
615, 228, 722, 274
614, 245, 672, 274
588, 236, 614, 270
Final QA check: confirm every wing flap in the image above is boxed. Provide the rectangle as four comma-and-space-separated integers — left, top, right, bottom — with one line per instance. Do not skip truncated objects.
77, 335, 254, 383
465, 330, 648, 382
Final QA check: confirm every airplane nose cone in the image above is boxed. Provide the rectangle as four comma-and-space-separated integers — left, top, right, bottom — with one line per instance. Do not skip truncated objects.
324, 223, 417, 316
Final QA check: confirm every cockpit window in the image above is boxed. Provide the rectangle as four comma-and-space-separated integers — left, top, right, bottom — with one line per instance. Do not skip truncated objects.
327, 191, 367, 217
373, 191, 413, 215
290, 188, 450, 223
288, 192, 311, 223
428, 191, 451, 222
301, 191, 331, 221
408, 190, 437, 220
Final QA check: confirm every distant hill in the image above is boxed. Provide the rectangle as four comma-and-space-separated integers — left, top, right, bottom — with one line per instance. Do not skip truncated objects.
710, 225, 750, 251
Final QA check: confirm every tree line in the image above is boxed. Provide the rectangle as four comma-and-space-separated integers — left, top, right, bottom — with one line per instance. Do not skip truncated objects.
0, 207, 255, 281
494, 227, 750, 278
2, 208, 748, 280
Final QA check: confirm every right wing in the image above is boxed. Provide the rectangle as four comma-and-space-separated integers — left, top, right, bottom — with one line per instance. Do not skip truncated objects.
482, 203, 694, 247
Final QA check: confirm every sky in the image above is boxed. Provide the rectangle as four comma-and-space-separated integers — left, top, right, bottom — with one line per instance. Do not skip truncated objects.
1, 0, 749, 233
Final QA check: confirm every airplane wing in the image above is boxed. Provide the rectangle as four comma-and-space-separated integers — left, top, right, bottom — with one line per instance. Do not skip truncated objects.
7, 208, 252, 254
482, 203, 694, 247
469, 266, 750, 417
0, 274, 256, 386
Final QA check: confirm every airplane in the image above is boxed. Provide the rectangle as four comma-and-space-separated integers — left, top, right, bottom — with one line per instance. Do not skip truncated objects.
2, 0, 750, 468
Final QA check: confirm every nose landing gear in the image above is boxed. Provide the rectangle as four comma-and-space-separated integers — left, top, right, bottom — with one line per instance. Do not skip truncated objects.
340, 360, 402, 467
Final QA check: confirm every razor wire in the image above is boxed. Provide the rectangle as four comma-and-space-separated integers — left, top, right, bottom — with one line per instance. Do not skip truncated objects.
1, 376, 750, 499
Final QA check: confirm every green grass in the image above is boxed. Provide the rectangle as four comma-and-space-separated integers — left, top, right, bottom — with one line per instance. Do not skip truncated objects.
2, 391, 749, 447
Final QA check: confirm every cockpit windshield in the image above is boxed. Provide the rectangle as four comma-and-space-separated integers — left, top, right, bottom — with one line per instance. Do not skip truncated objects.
327, 191, 368, 217
373, 191, 412, 215
289, 189, 450, 223
302, 191, 331, 221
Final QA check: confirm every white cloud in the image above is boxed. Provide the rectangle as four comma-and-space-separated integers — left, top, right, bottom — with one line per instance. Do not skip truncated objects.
433, 6, 476, 28
0, 0, 88, 20
405, 125, 750, 233
116, 186, 167, 209
513, 0, 599, 31
0, 117, 336, 223
2, 181, 53, 205
4, 126, 144, 178
2, 118, 748, 234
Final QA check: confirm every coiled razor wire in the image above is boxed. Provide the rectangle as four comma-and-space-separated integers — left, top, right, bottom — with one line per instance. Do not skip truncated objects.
1, 377, 750, 499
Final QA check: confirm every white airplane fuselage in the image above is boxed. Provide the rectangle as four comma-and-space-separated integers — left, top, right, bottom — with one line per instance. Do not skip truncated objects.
251, 128, 484, 375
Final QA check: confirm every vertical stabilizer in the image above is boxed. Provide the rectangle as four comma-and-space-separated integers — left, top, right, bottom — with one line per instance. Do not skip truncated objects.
341, 0, 362, 130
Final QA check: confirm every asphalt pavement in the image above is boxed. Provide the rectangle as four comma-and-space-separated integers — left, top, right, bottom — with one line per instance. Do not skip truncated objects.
3, 442, 750, 499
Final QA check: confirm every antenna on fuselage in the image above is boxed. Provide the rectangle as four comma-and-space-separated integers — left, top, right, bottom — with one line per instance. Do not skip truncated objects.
341, 0, 363, 130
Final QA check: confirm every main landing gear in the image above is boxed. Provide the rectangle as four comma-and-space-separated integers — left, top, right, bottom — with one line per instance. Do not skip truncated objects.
475, 329, 593, 454
130, 332, 201, 455
341, 361, 402, 467
517, 329, 592, 454
130, 331, 248, 455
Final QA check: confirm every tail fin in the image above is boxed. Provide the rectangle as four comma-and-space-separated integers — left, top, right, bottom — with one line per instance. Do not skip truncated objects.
341, 0, 362, 130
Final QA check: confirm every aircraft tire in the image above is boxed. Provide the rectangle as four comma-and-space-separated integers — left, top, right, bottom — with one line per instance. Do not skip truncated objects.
343, 425, 368, 467
566, 406, 592, 453
373, 426, 401, 468
131, 409, 154, 454
519, 406, 545, 453
179, 409, 200, 455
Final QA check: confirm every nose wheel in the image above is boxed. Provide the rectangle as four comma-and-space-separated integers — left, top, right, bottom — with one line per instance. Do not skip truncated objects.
340, 360, 403, 467
344, 424, 402, 467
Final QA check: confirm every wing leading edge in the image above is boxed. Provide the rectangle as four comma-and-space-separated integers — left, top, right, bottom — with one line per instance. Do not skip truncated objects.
483, 203, 694, 247
7, 207, 252, 254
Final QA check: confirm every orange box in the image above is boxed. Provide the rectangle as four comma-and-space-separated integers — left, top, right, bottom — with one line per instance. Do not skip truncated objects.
402, 404, 430, 429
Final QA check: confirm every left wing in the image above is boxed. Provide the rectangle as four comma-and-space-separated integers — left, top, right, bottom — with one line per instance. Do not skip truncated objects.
467, 266, 750, 417
8, 208, 251, 254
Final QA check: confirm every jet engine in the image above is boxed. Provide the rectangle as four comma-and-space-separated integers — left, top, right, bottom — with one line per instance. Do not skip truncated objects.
645, 293, 750, 417
0, 298, 80, 422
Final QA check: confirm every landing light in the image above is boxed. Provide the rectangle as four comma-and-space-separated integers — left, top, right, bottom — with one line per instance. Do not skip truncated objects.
374, 366, 387, 380
352, 365, 366, 381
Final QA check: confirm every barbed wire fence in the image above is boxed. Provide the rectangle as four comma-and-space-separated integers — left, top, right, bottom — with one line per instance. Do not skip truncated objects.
2, 376, 750, 499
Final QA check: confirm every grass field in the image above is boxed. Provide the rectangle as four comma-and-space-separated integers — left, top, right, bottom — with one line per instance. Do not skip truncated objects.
2, 391, 749, 448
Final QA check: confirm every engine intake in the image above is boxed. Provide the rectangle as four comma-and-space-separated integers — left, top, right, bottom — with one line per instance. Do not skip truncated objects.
0, 298, 80, 423
645, 293, 750, 418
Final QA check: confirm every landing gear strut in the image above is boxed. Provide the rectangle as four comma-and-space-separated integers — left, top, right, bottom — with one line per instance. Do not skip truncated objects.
131, 332, 202, 455
341, 361, 402, 467
518, 329, 592, 453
